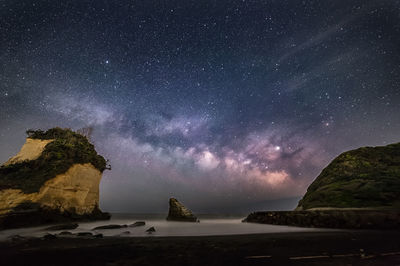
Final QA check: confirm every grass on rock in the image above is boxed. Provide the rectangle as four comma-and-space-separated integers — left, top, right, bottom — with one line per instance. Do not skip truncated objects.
0, 128, 107, 193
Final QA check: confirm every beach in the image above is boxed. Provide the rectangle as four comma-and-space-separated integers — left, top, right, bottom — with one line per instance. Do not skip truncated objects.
0, 230, 399, 265
0, 214, 326, 240
0, 215, 399, 266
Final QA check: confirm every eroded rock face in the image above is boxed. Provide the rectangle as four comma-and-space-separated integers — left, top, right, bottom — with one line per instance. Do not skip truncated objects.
0, 128, 110, 229
166, 198, 198, 222
37, 163, 102, 215
3, 138, 54, 166
0, 163, 103, 217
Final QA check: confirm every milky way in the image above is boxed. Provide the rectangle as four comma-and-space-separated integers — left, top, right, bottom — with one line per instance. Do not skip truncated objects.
1, 0, 400, 213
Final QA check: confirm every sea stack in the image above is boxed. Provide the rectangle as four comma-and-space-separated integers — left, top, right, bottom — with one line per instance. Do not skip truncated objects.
0, 127, 111, 229
166, 198, 199, 222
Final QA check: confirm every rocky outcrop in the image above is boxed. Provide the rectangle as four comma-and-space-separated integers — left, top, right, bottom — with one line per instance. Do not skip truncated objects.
243, 210, 400, 229
243, 142, 400, 229
44, 223, 78, 231
166, 198, 199, 222
146, 226, 156, 233
129, 221, 145, 227
0, 128, 110, 229
92, 224, 127, 230
297, 142, 400, 210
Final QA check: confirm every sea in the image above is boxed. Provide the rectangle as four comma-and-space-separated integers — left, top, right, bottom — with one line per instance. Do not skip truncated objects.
0, 214, 327, 240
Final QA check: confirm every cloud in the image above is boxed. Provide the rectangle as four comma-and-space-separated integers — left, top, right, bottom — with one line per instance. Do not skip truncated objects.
100, 122, 327, 203
276, 1, 378, 64
195, 150, 220, 170
42, 92, 328, 204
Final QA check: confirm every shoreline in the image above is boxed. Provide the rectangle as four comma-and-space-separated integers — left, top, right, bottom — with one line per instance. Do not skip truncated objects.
0, 217, 327, 240
1, 230, 399, 265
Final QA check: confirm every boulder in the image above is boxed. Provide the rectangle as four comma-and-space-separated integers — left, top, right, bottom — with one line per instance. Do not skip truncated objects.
44, 223, 78, 231
92, 224, 127, 230
129, 221, 145, 227
146, 226, 155, 233
166, 198, 199, 222
0, 128, 111, 230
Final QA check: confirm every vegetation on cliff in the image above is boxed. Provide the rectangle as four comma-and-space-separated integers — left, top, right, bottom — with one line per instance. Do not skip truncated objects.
0, 127, 108, 193
297, 142, 400, 210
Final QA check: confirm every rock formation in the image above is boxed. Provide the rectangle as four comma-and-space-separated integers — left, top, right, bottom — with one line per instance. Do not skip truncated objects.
44, 223, 79, 231
297, 142, 400, 210
244, 142, 400, 229
243, 210, 400, 229
129, 221, 145, 227
92, 224, 127, 230
146, 226, 156, 233
0, 128, 110, 229
166, 198, 199, 222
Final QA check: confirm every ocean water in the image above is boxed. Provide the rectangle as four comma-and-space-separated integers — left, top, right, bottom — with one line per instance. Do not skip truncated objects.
0, 214, 327, 240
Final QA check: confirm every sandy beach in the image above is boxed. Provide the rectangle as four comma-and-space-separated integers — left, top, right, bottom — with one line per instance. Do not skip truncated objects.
0, 230, 399, 265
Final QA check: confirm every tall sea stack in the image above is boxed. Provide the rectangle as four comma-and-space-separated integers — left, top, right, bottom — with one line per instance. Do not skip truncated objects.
0, 128, 110, 229
166, 198, 199, 222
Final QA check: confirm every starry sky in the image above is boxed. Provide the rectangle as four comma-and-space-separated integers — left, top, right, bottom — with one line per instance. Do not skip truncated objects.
1, 0, 400, 213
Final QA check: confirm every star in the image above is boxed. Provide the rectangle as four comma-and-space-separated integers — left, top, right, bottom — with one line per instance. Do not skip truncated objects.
0, 0, 398, 212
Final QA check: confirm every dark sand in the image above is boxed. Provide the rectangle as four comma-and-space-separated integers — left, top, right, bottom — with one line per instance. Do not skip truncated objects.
0, 230, 399, 265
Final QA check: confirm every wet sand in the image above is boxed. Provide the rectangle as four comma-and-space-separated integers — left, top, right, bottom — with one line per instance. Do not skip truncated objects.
0, 230, 399, 265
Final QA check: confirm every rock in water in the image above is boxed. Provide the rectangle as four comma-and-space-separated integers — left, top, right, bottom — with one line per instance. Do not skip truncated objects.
166, 198, 199, 222
129, 221, 145, 227
0, 128, 111, 230
146, 226, 156, 233
44, 223, 79, 231
296, 142, 400, 210
92, 224, 127, 230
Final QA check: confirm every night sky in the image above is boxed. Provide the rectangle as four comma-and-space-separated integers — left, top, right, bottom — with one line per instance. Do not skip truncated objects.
1, 0, 400, 213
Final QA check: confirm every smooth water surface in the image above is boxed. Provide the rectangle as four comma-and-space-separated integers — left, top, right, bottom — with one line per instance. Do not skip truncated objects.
0, 214, 329, 240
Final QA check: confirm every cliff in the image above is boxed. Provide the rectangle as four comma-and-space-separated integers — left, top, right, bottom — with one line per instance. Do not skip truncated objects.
297, 142, 400, 210
244, 142, 400, 229
0, 128, 110, 229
